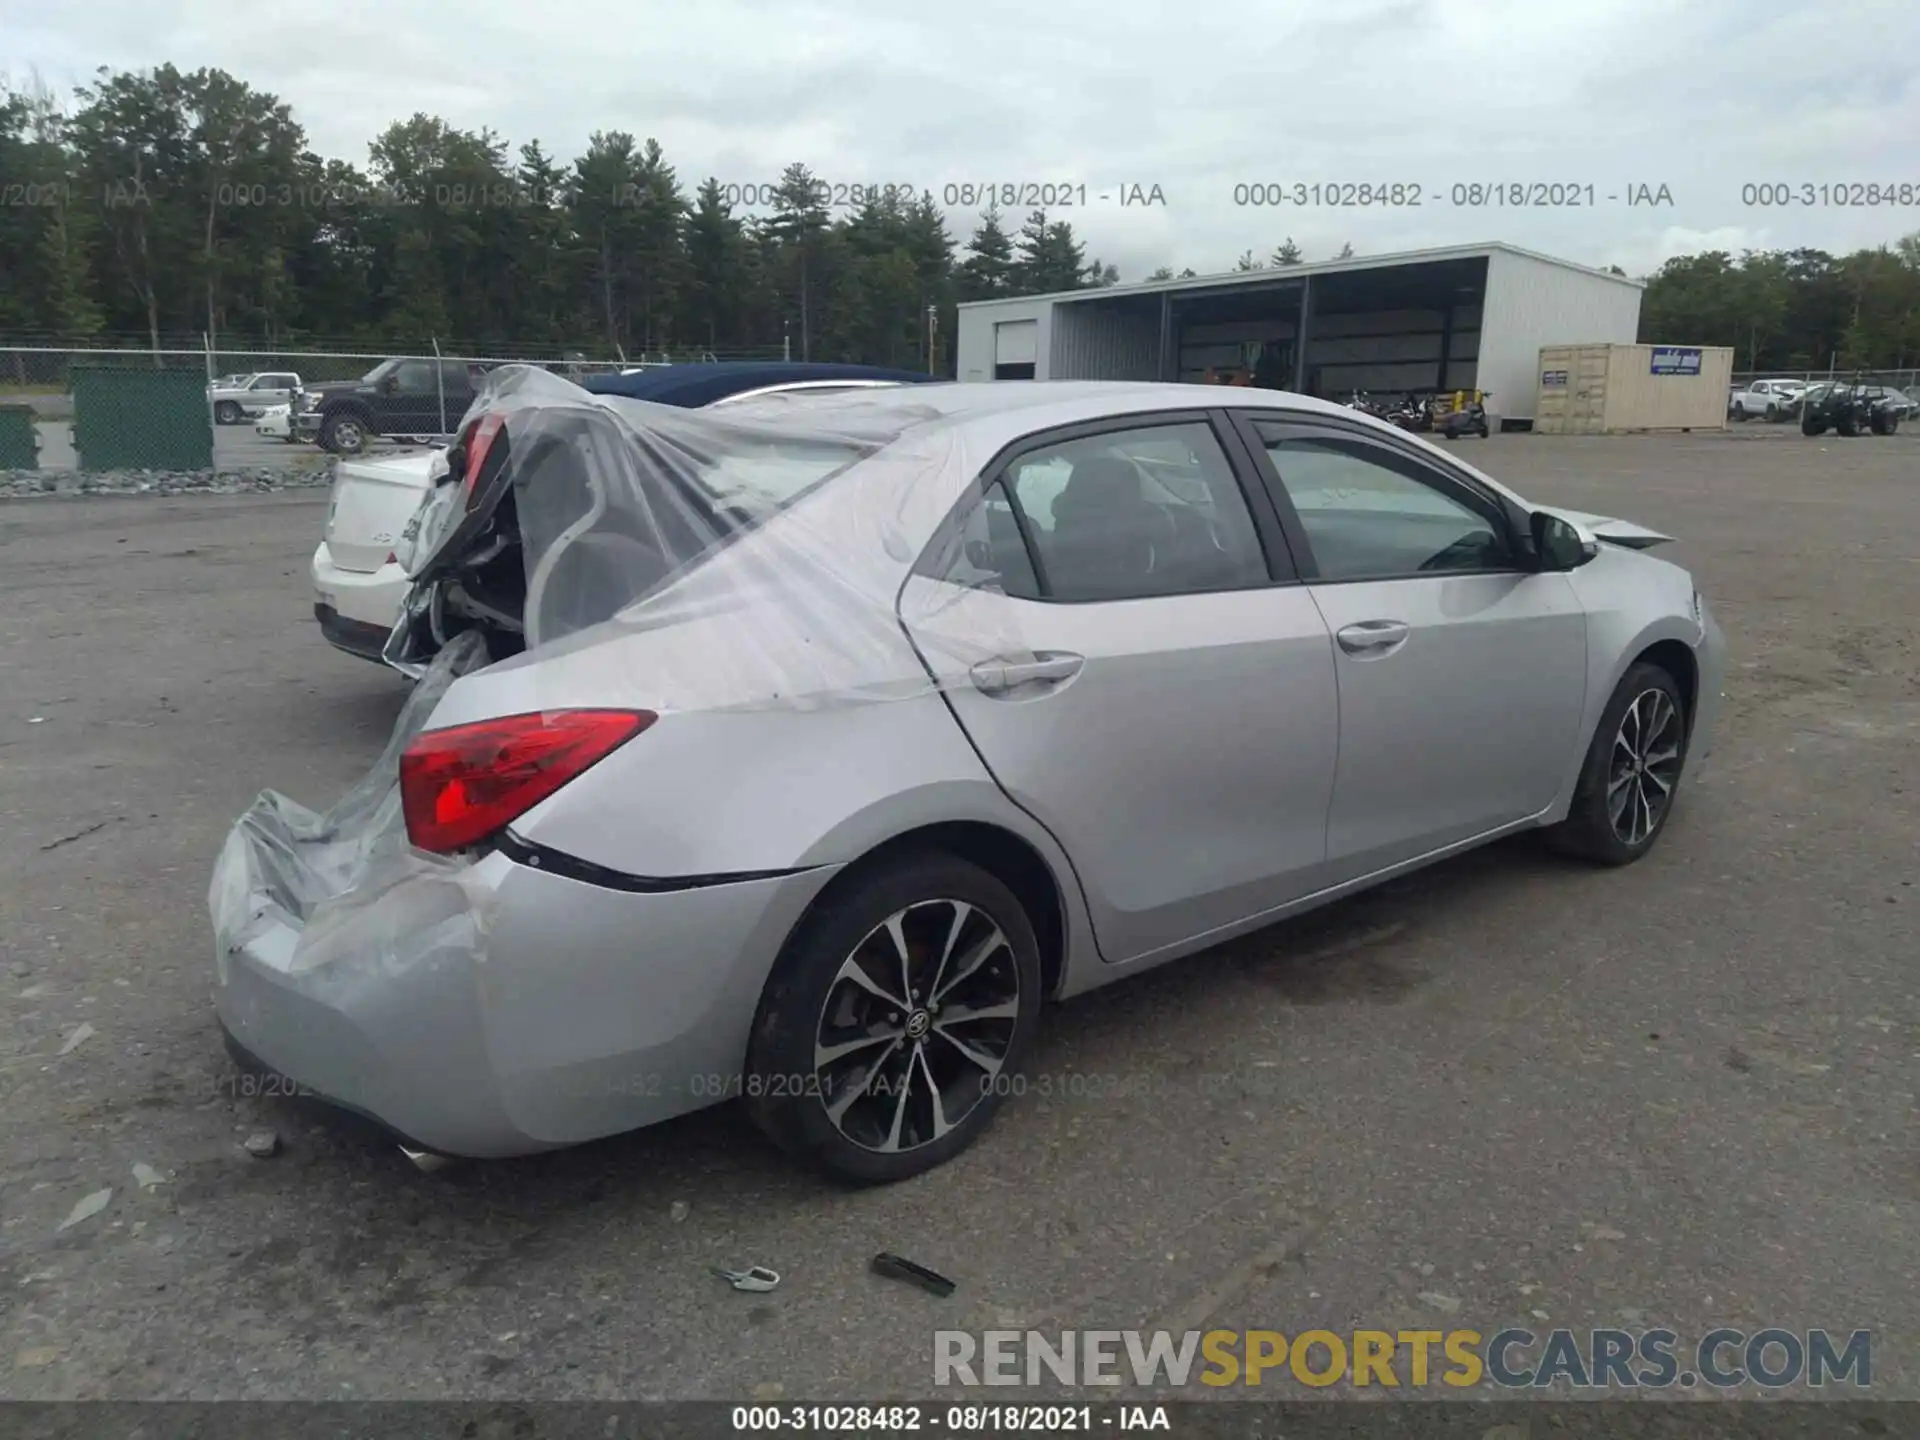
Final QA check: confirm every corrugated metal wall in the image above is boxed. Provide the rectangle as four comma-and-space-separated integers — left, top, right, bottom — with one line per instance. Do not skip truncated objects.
1479, 251, 1643, 424
1179, 318, 1297, 382
1303, 305, 1481, 396
1051, 300, 1161, 381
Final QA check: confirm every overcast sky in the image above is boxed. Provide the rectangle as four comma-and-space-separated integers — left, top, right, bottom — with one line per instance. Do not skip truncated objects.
5, 0, 1918, 280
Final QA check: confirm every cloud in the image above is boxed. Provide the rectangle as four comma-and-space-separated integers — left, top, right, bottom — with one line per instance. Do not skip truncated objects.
5, 0, 1917, 281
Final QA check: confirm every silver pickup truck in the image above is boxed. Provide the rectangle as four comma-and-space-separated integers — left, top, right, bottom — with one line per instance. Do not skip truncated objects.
208, 371, 303, 425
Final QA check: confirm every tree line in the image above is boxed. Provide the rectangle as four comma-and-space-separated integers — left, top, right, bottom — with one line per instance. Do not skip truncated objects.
3, 66, 1918, 374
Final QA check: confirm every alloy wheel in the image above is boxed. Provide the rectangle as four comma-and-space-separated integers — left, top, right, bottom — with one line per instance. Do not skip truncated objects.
812, 898, 1020, 1154
1607, 688, 1683, 846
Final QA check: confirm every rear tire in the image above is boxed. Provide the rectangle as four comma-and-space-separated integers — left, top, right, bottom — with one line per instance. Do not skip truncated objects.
1801, 416, 1826, 436
1543, 661, 1689, 867
1764, 403, 1778, 421
1836, 414, 1859, 437
744, 852, 1043, 1185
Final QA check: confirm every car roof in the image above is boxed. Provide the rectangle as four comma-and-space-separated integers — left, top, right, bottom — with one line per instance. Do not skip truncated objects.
582, 361, 940, 406
744, 378, 1379, 426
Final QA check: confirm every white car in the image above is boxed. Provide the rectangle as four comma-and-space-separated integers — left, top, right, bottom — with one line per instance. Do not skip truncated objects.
1728, 378, 1807, 421
253, 404, 298, 442
311, 369, 931, 663
312, 446, 447, 661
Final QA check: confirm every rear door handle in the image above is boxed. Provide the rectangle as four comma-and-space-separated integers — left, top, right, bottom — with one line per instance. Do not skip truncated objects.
1335, 620, 1410, 656
969, 651, 1085, 694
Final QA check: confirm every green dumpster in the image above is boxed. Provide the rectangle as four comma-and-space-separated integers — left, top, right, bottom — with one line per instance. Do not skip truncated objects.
71, 365, 214, 471
0, 404, 39, 469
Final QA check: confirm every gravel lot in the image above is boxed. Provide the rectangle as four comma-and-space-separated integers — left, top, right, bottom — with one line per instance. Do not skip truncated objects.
1, 429, 1915, 1403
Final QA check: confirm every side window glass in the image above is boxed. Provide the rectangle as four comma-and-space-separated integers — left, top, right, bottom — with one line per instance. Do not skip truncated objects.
1254, 429, 1513, 581
1000, 422, 1270, 602
394, 360, 434, 390
933, 479, 1041, 599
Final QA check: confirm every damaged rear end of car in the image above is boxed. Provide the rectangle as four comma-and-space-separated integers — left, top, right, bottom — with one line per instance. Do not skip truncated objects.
210, 366, 957, 1159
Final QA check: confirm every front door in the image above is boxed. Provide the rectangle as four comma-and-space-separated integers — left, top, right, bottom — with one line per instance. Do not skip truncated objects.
897, 414, 1340, 964
384, 359, 438, 434
1235, 416, 1588, 879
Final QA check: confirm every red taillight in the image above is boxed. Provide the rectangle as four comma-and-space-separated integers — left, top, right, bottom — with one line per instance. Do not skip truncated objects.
399, 709, 654, 854
461, 412, 506, 502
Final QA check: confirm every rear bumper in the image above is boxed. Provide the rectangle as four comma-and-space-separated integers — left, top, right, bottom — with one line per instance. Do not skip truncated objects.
211, 829, 839, 1158
311, 542, 410, 645
314, 604, 392, 663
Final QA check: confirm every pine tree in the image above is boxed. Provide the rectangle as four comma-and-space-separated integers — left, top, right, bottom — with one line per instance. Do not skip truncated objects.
958, 205, 1014, 299
1271, 238, 1303, 266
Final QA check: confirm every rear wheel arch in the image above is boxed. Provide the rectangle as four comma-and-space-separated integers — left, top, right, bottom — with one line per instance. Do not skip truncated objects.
785, 821, 1069, 1001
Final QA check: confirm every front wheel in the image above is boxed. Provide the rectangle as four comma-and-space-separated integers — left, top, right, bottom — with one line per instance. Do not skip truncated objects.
745, 853, 1043, 1184
1764, 403, 1778, 421
1802, 417, 1827, 436
318, 412, 370, 455
1543, 662, 1689, 866
214, 400, 241, 425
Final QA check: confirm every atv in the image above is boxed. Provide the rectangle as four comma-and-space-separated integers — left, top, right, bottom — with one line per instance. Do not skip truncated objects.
1800, 377, 1902, 437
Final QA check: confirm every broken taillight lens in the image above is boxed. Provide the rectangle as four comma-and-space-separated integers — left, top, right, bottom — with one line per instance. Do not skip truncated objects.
399, 709, 655, 854
461, 412, 506, 503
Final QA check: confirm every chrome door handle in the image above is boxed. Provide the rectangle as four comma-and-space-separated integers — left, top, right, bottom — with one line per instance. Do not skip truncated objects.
969, 651, 1085, 693
1335, 620, 1410, 656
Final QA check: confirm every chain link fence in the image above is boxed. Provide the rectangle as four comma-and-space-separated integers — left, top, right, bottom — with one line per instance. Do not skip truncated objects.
1730, 367, 1920, 393
0, 338, 789, 473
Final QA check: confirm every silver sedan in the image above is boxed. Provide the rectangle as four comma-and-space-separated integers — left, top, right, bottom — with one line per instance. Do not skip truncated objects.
211, 378, 1725, 1184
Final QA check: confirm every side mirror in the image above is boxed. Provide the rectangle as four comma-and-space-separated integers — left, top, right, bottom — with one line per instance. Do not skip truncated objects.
1531, 510, 1598, 571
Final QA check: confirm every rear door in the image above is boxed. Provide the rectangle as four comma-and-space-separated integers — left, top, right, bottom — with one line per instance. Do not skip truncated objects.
1233, 413, 1587, 879
897, 411, 1340, 965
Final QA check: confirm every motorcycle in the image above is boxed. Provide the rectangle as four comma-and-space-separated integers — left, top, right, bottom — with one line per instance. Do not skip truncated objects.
1384, 392, 1433, 432
1343, 389, 1389, 419
1435, 391, 1491, 440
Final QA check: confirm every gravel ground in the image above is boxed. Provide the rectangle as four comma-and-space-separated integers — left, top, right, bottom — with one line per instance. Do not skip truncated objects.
0, 428, 1915, 1405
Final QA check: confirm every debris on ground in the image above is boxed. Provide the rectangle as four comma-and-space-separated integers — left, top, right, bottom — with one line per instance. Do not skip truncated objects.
241, 1130, 280, 1158
670, 1201, 690, 1223
870, 1253, 956, 1297
709, 1265, 781, 1292
15, 1347, 61, 1368
56, 1188, 112, 1232
0, 466, 333, 500
55, 1022, 95, 1056
131, 1163, 167, 1191
1417, 1291, 1462, 1313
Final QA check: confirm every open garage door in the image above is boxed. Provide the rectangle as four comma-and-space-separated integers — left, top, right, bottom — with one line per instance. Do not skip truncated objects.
1299, 258, 1487, 402
994, 320, 1038, 380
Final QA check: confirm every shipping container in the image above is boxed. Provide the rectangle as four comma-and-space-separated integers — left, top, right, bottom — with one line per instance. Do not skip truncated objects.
1533, 343, 1735, 433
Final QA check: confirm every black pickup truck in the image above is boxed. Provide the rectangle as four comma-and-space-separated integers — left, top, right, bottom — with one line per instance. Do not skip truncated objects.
294, 358, 487, 454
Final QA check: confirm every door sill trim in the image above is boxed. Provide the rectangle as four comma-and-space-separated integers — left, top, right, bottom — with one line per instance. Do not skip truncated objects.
1099, 808, 1552, 972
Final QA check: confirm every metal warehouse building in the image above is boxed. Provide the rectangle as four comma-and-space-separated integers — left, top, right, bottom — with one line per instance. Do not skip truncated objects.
954, 241, 1644, 428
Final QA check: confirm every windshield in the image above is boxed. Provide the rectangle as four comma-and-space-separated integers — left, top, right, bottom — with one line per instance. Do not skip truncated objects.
359, 359, 398, 383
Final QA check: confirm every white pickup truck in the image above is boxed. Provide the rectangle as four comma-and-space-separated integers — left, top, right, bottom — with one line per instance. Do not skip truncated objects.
1728, 378, 1807, 421
208, 371, 302, 425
